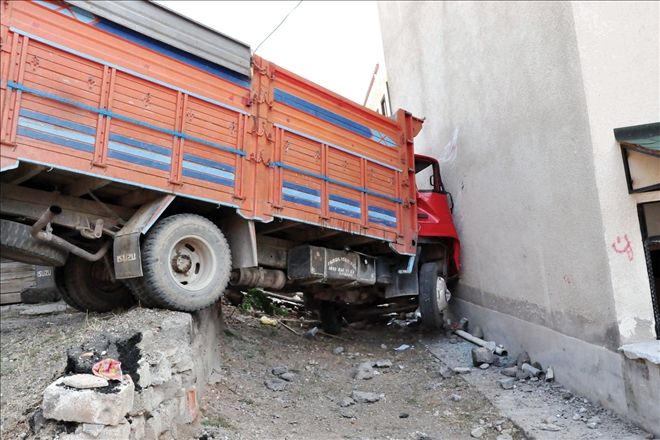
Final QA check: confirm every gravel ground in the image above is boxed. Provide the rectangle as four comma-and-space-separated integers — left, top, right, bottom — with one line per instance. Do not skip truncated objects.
199, 309, 523, 440
0, 301, 653, 440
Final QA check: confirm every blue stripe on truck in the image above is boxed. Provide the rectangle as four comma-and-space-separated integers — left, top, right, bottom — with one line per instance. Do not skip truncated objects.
274, 89, 398, 147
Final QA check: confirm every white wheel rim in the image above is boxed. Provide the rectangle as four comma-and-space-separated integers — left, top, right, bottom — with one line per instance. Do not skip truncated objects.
167, 235, 216, 291
435, 276, 450, 311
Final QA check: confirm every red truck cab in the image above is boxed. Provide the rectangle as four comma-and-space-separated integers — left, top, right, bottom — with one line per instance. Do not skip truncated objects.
415, 154, 461, 277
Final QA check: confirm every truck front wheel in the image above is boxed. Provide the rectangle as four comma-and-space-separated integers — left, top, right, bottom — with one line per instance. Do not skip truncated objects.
130, 214, 231, 312
419, 261, 450, 330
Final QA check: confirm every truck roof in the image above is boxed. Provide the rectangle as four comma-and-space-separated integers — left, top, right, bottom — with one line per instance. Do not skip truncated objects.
66, 0, 252, 79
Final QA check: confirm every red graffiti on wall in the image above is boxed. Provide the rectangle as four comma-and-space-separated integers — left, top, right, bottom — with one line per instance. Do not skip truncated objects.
611, 234, 633, 261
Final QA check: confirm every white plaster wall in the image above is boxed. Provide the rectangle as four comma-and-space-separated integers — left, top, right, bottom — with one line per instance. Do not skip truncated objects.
570, 1, 659, 343
379, 1, 625, 349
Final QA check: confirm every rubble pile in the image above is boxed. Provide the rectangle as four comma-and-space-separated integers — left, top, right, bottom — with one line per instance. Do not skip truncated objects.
30, 307, 222, 439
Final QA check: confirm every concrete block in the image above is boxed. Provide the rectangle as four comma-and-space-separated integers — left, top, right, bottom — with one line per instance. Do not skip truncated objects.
159, 314, 193, 344
59, 419, 130, 439
128, 415, 145, 440
136, 359, 151, 389
130, 375, 182, 415
150, 356, 172, 386
43, 376, 134, 425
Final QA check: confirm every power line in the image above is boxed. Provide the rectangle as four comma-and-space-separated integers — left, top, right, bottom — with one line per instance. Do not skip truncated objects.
253, 0, 303, 55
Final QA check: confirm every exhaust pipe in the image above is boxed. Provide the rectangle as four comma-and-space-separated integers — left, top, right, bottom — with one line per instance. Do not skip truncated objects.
31, 206, 111, 262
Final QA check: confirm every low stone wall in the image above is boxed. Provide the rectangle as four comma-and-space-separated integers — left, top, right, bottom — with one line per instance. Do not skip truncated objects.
35, 305, 223, 439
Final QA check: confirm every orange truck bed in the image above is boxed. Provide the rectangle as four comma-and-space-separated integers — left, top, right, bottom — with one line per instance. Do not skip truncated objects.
1, 0, 419, 255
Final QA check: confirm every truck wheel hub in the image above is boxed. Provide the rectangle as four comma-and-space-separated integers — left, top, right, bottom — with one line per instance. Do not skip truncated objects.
172, 254, 192, 273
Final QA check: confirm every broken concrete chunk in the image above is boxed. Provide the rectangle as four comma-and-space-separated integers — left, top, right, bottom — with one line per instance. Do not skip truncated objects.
279, 372, 296, 382
521, 363, 541, 377
375, 359, 393, 368
479, 363, 490, 370
516, 351, 531, 368
272, 366, 289, 376
470, 426, 486, 438
351, 390, 382, 403
339, 397, 355, 407
61, 374, 109, 389
545, 366, 555, 382
498, 378, 515, 390
43, 375, 134, 425
339, 407, 357, 419
353, 362, 375, 380
471, 347, 495, 366
516, 369, 533, 381
265, 378, 287, 391
452, 367, 471, 374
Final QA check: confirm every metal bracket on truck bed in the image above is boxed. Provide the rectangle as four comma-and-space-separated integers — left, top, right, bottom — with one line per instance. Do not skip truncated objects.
113, 194, 174, 279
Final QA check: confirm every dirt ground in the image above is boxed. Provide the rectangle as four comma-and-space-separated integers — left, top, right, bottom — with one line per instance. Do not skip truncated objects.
0, 301, 652, 440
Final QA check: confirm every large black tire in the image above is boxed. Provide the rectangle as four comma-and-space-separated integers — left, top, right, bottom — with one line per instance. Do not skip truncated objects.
419, 261, 449, 331
0, 219, 68, 266
59, 255, 136, 312
129, 214, 231, 312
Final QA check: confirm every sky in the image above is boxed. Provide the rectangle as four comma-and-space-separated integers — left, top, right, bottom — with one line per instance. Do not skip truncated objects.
156, 1, 385, 105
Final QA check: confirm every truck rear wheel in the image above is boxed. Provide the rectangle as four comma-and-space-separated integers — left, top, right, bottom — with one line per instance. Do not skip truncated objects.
59, 255, 136, 312
0, 219, 68, 267
419, 261, 450, 330
130, 214, 231, 312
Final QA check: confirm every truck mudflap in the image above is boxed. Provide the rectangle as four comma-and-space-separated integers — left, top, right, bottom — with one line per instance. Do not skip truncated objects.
288, 245, 376, 287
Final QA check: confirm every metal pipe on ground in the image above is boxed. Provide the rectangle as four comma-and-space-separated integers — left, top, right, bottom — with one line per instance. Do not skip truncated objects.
31, 206, 111, 262
454, 329, 508, 356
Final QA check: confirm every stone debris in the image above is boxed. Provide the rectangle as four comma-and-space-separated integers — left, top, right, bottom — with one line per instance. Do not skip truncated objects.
279, 372, 296, 382
394, 344, 411, 352
516, 351, 531, 368
471, 347, 495, 366
479, 363, 490, 370
498, 378, 515, 390
339, 407, 357, 419
338, 397, 355, 407
353, 361, 376, 380
333, 346, 345, 355
438, 366, 454, 379
303, 327, 319, 338
470, 426, 486, 438
521, 363, 541, 377
399, 412, 409, 418
539, 423, 562, 431
61, 374, 109, 390
449, 394, 462, 402
42, 375, 134, 425
351, 390, 383, 403
587, 416, 601, 429
271, 366, 289, 376
500, 366, 518, 377
452, 367, 471, 374
375, 359, 393, 368
264, 378, 287, 392
545, 365, 555, 382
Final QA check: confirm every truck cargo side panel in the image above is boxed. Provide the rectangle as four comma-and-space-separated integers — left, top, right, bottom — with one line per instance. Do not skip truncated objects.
1, 0, 251, 213
1, 1, 420, 256
254, 57, 418, 255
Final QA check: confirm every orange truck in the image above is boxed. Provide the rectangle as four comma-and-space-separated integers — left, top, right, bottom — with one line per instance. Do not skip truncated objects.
0, 0, 459, 332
